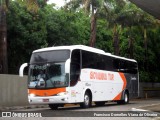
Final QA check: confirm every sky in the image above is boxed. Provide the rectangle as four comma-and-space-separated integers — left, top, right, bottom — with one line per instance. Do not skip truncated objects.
47, 0, 69, 7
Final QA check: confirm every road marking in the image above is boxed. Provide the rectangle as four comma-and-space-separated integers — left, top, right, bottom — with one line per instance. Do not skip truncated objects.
132, 108, 148, 111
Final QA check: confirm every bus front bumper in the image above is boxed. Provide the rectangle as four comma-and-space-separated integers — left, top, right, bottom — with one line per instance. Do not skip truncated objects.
28, 95, 69, 104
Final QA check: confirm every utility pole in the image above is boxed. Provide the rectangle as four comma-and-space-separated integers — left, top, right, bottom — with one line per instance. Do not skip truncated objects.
0, 0, 8, 74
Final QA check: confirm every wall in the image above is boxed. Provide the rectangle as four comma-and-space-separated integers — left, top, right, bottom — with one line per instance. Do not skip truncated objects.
0, 74, 29, 107
139, 82, 160, 98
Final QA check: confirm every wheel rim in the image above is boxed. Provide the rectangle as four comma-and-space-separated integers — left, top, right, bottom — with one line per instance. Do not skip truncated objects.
84, 94, 89, 106
124, 93, 128, 103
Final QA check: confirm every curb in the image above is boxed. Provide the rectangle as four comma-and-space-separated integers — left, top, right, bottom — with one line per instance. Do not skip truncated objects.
0, 105, 48, 111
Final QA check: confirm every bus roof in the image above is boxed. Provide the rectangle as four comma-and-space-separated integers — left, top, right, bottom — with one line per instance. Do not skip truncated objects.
33, 45, 137, 63
33, 45, 105, 54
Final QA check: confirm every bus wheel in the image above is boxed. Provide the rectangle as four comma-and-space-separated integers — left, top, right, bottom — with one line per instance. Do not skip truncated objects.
95, 101, 105, 106
48, 104, 59, 110
117, 92, 129, 104
80, 92, 91, 108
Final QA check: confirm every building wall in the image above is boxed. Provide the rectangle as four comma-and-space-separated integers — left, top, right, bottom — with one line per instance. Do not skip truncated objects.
0, 74, 29, 107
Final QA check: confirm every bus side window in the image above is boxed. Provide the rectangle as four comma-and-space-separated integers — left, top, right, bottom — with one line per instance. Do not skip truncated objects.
129, 62, 138, 74
113, 59, 120, 71
70, 49, 81, 86
104, 56, 114, 71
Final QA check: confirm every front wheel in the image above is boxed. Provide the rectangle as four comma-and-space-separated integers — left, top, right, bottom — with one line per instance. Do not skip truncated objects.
117, 92, 129, 104
80, 92, 92, 108
48, 104, 59, 110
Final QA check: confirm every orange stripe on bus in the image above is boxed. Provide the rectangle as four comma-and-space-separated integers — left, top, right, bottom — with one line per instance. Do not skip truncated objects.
113, 73, 127, 100
29, 87, 66, 96
113, 92, 122, 100
119, 73, 127, 90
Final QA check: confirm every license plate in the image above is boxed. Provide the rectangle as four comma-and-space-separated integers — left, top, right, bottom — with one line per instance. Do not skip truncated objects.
43, 99, 49, 102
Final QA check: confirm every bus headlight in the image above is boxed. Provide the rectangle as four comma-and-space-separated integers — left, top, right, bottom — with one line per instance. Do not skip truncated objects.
57, 92, 68, 96
29, 93, 35, 97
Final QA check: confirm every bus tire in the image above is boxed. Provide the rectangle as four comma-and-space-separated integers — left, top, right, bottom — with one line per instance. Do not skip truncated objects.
48, 104, 59, 110
80, 92, 92, 108
117, 91, 129, 104
95, 101, 105, 106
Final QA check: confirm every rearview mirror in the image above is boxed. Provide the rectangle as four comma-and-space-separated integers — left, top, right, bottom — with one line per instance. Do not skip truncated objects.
19, 63, 28, 77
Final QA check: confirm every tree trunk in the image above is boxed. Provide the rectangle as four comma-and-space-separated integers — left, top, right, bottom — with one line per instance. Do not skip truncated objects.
144, 28, 148, 70
113, 24, 119, 55
89, 4, 97, 47
128, 27, 134, 59
0, 4, 8, 73
128, 36, 134, 59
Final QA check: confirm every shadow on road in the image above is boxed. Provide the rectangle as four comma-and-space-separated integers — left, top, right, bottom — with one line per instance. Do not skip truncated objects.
46, 102, 137, 111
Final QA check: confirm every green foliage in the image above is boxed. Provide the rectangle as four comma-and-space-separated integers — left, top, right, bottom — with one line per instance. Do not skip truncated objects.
7, 1, 47, 73
45, 7, 90, 46
96, 19, 113, 52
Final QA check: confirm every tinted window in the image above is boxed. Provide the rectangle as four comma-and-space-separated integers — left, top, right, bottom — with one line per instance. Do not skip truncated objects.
82, 50, 114, 71
113, 59, 138, 74
70, 49, 81, 86
113, 58, 120, 70
82, 50, 138, 74
71, 49, 80, 64
104, 56, 114, 71
28, 62, 69, 89
127, 61, 138, 74
82, 50, 97, 69
30, 50, 70, 64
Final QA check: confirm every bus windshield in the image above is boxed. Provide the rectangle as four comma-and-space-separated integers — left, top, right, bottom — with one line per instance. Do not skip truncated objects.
28, 62, 69, 89
30, 50, 70, 64
28, 50, 70, 89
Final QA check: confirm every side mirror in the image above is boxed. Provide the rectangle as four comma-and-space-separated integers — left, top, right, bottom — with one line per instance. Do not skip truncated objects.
19, 63, 28, 77
65, 59, 70, 73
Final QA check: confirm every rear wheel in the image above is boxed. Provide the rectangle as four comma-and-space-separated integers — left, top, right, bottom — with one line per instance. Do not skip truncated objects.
80, 92, 92, 108
95, 101, 105, 106
117, 92, 129, 104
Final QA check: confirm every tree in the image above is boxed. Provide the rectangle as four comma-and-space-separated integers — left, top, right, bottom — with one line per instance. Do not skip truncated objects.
116, 3, 140, 58
45, 5, 90, 46
7, 0, 47, 74
64, 0, 104, 47
137, 11, 157, 71
0, 0, 42, 74
104, 0, 126, 55
0, 0, 9, 73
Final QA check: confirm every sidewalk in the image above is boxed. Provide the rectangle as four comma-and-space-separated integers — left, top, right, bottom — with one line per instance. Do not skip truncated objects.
132, 103, 160, 117
139, 104, 160, 113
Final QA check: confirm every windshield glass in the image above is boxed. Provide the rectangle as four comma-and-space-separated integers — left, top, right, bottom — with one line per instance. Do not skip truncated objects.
30, 50, 70, 64
28, 62, 69, 89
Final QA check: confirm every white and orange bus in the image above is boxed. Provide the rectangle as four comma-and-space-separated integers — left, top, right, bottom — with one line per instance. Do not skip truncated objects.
19, 45, 139, 109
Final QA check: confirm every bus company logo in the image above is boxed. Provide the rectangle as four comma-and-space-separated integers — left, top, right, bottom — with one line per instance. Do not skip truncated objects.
2, 112, 11, 117
90, 71, 114, 81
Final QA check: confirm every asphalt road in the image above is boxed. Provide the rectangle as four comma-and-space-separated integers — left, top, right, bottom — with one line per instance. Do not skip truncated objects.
1, 98, 160, 120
